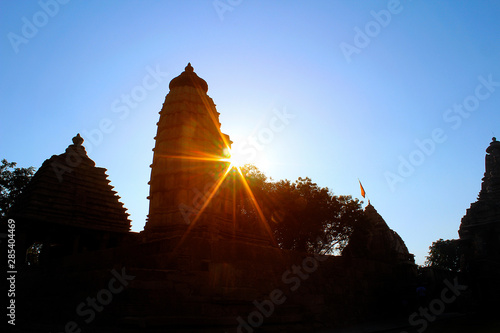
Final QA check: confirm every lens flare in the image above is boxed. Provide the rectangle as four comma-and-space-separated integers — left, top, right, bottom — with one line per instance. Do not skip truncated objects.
166, 83, 277, 254
223, 147, 246, 169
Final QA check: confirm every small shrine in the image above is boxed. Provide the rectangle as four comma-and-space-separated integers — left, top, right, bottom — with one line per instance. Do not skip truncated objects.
345, 202, 415, 264
9, 134, 131, 264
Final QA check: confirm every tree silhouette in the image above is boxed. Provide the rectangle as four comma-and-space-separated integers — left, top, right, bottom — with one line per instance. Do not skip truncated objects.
0, 159, 35, 220
425, 238, 461, 272
233, 164, 364, 254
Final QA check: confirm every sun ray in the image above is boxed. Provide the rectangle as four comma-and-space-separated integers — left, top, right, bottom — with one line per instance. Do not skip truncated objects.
155, 153, 228, 162
195, 85, 233, 152
234, 166, 278, 247
167, 80, 278, 254
170, 161, 233, 253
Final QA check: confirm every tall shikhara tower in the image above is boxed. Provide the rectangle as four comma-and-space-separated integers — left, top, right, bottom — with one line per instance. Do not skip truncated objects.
144, 63, 235, 238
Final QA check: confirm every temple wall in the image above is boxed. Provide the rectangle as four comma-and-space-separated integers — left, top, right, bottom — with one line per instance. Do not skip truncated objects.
16, 235, 416, 331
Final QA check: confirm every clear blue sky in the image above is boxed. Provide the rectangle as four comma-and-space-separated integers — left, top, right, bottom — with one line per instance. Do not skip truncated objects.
2, 1, 499, 264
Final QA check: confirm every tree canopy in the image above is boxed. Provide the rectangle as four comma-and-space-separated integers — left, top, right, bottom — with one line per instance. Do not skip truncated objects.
232, 164, 364, 255
425, 238, 461, 272
0, 159, 35, 220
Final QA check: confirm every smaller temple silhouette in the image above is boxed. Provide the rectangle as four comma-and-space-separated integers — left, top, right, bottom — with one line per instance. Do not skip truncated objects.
9, 134, 131, 265
459, 137, 500, 309
344, 202, 414, 264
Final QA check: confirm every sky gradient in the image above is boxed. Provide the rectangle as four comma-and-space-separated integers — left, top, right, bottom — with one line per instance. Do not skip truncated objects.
2, 0, 500, 264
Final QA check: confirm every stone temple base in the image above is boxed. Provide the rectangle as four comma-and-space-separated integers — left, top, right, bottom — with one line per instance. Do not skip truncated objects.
16, 231, 416, 332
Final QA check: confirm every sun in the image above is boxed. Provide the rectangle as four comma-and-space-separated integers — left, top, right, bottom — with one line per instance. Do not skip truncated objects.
222, 147, 245, 169
222, 147, 272, 174
229, 154, 246, 169
170, 145, 278, 251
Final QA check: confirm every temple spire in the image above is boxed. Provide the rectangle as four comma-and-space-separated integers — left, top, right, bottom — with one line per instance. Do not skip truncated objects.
168, 62, 208, 92
145, 64, 232, 235
72, 133, 84, 146
480, 136, 500, 198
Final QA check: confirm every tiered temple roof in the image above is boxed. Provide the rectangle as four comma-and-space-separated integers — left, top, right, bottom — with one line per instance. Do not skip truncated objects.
144, 63, 272, 245
9, 134, 130, 232
345, 202, 414, 263
145, 63, 233, 234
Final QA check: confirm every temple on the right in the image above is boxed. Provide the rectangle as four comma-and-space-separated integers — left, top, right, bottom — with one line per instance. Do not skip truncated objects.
459, 137, 500, 306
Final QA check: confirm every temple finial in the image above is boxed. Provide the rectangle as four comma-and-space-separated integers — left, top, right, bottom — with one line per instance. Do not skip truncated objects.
169, 63, 208, 92
72, 133, 84, 146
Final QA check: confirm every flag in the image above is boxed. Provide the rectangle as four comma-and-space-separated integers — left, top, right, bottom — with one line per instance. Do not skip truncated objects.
358, 179, 366, 198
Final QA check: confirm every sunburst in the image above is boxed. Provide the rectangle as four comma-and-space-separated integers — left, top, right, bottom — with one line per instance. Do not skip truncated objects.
166, 84, 278, 253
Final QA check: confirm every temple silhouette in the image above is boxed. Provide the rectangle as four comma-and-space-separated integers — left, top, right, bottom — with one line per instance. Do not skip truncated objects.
459, 137, 500, 312
9, 64, 499, 332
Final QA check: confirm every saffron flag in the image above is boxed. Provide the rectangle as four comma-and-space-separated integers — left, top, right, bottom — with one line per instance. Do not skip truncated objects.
358, 179, 366, 198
